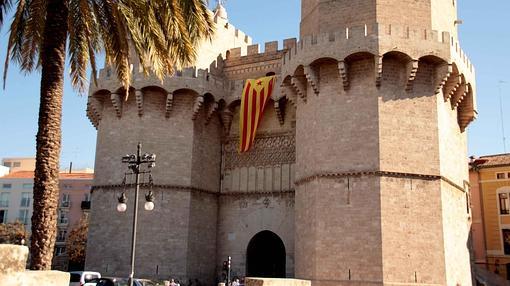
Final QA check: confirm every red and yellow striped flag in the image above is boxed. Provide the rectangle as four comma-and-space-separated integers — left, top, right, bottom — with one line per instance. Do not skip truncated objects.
239, 75, 276, 153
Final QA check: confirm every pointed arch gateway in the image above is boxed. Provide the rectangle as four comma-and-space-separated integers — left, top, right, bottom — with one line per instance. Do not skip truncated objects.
246, 230, 286, 278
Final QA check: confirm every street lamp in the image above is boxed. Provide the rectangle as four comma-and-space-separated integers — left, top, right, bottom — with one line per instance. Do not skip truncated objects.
117, 142, 156, 286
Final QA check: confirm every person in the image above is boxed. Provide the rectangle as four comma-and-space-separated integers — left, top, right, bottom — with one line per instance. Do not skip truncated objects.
169, 279, 178, 286
232, 278, 240, 286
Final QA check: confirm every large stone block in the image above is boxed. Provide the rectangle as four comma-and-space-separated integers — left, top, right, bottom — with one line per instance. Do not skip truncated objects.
0, 245, 70, 286
246, 278, 310, 286
0, 244, 28, 274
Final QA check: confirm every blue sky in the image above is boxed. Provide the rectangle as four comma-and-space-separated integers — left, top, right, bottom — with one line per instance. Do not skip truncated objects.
0, 0, 509, 169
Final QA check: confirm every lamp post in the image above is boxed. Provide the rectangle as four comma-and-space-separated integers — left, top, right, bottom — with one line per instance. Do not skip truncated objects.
117, 142, 156, 286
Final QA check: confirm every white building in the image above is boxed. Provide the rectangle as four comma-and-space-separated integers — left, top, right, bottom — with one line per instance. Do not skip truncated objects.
0, 166, 9, 177
0, 172, 34, 227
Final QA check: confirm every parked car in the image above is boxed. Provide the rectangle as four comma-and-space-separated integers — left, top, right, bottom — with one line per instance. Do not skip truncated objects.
83, 277, 157, 286
69, 271, 101, 286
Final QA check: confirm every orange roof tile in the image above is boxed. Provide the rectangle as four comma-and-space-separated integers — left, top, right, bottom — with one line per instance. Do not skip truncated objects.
0, 171, 33, 179
1, 171, 93, 179
472, 153, 510, 168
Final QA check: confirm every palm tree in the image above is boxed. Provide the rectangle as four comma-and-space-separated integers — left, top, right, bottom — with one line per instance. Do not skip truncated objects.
0, 0, 213, 270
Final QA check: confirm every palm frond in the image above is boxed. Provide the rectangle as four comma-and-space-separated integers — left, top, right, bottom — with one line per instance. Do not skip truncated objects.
68, 0, 95, 92
19, 0, 46, 71
0, 0, 13, 27
3, 0, 28, 89
92, 0, 131, 98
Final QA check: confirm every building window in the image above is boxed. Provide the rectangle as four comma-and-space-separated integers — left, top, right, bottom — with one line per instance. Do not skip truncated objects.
12, 162, 21, 168
58, 211, 68, 225
18, 209, 29, 225
20, 192, 31, 208
61, 193, 70, 208
84, 193, 91, 202
2, 184, 12, 189
497, 173, 506, 180
500, 193, 510, 215
57, 229, 67, 242
0, 193, 10, 207
3, 162, 11, 167
55, 246, 66, 256
22, 183, 33, 189
504, 229, 510, 255
0, 210, 7, 223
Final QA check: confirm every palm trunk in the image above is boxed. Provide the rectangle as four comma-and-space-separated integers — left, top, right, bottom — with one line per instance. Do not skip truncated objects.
29, 0, 68, 270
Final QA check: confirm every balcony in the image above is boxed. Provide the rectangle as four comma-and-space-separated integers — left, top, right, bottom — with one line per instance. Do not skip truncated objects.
60, 201, 70, 208
81, 201, 91, 210
58, 219, 68, 226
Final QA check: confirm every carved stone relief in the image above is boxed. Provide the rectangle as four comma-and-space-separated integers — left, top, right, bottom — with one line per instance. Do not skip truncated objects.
222, 133, 296, 193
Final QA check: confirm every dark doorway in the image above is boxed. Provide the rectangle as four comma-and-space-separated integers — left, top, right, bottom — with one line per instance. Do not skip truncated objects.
246, 230, 286, 278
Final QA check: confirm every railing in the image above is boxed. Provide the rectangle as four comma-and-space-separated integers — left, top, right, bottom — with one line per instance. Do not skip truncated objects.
60, 201, 70, 208
81, 201, 91, 210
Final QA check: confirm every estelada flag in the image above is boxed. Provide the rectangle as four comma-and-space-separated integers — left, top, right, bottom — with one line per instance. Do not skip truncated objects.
239, 75, 276, 153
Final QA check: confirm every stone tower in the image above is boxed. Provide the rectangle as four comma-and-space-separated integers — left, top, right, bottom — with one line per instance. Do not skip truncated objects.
288, 0, 475, 285
85, 1, 476, 285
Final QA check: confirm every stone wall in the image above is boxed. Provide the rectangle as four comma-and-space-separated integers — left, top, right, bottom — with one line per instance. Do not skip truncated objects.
86, 188, 192, 280
440, 181, 472, 286
380, 177, 445, 284
295, 58, 380, 180
216, 194, 295, 278
295, 176, 383, 284
92, 89, 197, 187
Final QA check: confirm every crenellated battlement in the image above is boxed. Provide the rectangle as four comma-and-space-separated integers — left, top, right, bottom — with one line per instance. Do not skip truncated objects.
225, 38, 297, 62
281, 22, 474, 83
279, 22, 477, 133
213, 14, 252, 46
87, 65, 230, 128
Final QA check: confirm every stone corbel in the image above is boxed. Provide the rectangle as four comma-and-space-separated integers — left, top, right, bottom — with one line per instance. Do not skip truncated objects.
281, 81, 297, 106
303, 65, 320, 95
291, 75, 307, 102
405, 60, 419, 92
88, 97, 102, 122
165, 92, 173, 118
86, 106, 99, 128
220, 110, 234, 135
452, 82, 469, 108
135, 90, 143, 117
205, 102, 219, 125
337, 61, 349, 90
110, 93, 122, 118
435, 64, 453, 95
274, 100, 285, 125
457, 88, 476, 132
443, 74, 461, 102
191, 95, 204, 120
375, 56, 383, 88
